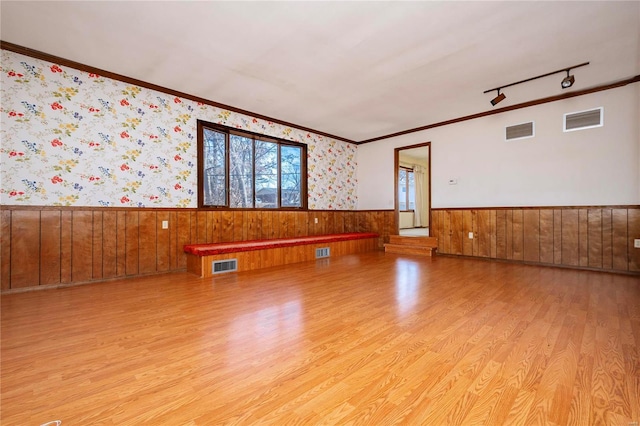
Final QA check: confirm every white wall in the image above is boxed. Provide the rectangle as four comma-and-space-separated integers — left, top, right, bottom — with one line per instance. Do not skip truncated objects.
358, 85, 639, 209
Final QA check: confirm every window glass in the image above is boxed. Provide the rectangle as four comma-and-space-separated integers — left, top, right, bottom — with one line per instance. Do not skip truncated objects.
203, 128, 226, 206
398, 169, 407, 210
255, 140, 278, 208
281, 145, 302, 207
229, 134, 254, 208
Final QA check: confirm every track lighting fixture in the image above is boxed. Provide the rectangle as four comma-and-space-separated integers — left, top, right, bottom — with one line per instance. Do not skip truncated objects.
484, 62, 589, 106
490, 89, 506, 106
561, 70, 575, 89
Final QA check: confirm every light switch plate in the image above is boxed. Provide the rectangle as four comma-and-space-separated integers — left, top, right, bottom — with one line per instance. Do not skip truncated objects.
468, 232, 474, 239
634, 239, 640, 248
162, 220, 169, 229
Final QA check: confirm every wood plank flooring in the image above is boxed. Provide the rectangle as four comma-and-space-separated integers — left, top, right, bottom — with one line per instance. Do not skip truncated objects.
2, 253, 639, 425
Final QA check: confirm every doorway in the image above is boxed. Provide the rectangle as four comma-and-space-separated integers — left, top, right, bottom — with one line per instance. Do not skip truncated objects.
394, 142, 431, 236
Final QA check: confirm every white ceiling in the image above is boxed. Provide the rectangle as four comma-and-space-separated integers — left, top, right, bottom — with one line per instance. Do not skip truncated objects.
1, 1, 639, 143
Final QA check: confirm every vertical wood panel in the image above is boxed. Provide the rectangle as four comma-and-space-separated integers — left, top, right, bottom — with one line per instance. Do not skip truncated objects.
115, 211, 127, 277
612, 209, 628, 271
601, 209, 613, 270
306, 212, 316, 235
325, 211, 335, 235
431, 210, 442, 252
628, 208, 640, 272
258, 211, 270, 239
189, 211, 197, 245
59, 210, 71, 283
561, 209, 580, 267
495, 210, 507, 259
168, 211, 178, 270
248, 211, 262, 240
232, 211, 244, 241
296, 212, 308, 236
344, 212, 356, 233
206, 211, 215, 242
125, 211, 139, 276
138, 211, 157, 274
442, 211, 451, 254
578, 209, 589, 267
207, 211, 218, 243
587, 209, 603, 269
490, 209, 497, 258
476, 210, 492, 258
522, 209, 540, 263
278, 212, 290, 237
71, 211, 93, 283
471, 210, 478, 256
102, 211, 117, 278
450, 210, 463, 255
505, 210, 513, 260
10, 210, 40, 288
539, 209, 554, 264
40, 210, 61, 286
553, 209, 562, 265
334, 211, 345, 234
196, 211, 208, 244
356, 212, 365, 233
156, 211, 171, 272
1, 210, 11, 290
462, 210, 473, 256
176, 211, 191, 270
512, 209, 524, 261
221, 211, 233, 242
92, 211, 103, 280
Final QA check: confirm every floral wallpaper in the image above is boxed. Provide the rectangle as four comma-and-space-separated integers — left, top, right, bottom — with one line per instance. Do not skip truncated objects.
0, 50, 357, 209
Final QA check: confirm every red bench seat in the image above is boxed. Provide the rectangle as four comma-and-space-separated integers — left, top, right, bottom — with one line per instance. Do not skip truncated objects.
184, 232, 379, 256
183, 232, 380, 277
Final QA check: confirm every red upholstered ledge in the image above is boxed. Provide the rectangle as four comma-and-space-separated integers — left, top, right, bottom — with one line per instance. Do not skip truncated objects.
184, 232, 379, 256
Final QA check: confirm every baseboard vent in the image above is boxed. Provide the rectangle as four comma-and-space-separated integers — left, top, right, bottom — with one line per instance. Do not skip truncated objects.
212, 259, 238, 274
564, 107, 603, 132
315, 247, 330, 259
506, 121, 534, 141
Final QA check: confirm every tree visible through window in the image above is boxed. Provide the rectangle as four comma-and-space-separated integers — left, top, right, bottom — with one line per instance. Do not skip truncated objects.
198, 121, 306, 209
398, 167, 415, 211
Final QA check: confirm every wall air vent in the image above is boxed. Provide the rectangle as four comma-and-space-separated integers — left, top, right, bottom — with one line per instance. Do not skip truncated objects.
212, 259, 238, 274
505, 121, 534, 141
564, 107, 603, 132
315, 247, 330, 259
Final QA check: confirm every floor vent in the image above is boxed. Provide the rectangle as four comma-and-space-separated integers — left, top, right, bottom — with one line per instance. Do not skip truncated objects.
506, 121, 534, 141
212, 259, 238, 274
564, 107, 603, 132
316, 247, 330, 259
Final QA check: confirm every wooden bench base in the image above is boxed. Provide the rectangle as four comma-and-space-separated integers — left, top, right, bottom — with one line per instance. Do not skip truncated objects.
185, 234, 379, 278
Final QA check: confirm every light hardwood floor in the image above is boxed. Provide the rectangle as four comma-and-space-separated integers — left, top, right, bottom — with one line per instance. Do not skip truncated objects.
2, 253, 639, 425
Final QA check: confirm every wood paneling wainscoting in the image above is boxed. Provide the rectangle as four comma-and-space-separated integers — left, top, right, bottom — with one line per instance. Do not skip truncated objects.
431, 206, 640, 273
0, 207, 395, 292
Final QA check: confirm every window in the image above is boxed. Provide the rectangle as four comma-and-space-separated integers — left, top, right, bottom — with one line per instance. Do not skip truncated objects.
398, 167, 415, 211
198, 121, 307, 209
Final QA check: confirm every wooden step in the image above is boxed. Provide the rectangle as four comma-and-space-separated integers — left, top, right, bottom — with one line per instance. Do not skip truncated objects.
384, 243, 436, 256
388, 235, 438, 247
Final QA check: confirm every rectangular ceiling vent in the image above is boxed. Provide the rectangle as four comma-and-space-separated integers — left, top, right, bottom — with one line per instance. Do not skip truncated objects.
315, 247, 330, 259
212, 259, 238, 274
564, 107, 603, 132
505, 121, 534, 141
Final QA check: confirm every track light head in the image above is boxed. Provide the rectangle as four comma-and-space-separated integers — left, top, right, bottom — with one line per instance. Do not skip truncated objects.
561, 70, 575, 89
491, 90, 506, 106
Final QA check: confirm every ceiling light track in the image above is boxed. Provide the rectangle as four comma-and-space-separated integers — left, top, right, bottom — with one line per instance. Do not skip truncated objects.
484, 61, 589, 106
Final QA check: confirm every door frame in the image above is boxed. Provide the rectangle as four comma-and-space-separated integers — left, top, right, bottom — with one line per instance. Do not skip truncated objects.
394, 142, 431, 235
